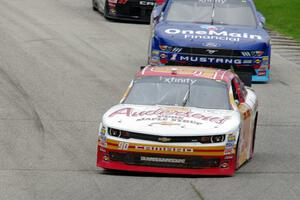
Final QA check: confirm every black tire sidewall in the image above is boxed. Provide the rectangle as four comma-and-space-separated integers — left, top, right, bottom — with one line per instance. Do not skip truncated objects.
104, 0, 109, 17
93, 0, 98, 11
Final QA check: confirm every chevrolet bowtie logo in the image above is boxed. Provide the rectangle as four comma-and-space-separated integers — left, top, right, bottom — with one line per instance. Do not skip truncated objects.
206, 49, 218, 54
158, 137, 172, 143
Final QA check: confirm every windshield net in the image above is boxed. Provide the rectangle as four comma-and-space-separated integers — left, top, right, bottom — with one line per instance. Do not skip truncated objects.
165, 0, 257, 27
123, 76, 230, 110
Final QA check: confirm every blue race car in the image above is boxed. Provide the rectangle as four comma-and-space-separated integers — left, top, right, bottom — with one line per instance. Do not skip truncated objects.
148, 0, 271, 84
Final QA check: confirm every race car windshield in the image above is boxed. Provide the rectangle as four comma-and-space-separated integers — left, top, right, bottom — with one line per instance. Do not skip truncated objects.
165, 0, 257, 27
123, 76, 230, 110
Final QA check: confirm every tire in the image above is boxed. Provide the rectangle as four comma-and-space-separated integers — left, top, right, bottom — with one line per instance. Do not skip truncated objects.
235, 136, 240, 170
250, 113, 258, 159
103, 0, 109, 19
92, 0, 98, 11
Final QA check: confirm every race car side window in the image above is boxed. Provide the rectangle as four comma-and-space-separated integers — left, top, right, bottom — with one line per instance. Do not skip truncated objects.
232, 78, 245, 104
235, 77, 248, 99
231, 80, 239, 102
153, 0, 168, 22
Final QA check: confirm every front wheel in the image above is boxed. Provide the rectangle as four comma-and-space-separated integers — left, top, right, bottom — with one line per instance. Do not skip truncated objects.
103, 0, 110, 19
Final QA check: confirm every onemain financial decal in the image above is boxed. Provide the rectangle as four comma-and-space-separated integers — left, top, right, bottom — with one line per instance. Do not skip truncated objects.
164, 29, 262, 42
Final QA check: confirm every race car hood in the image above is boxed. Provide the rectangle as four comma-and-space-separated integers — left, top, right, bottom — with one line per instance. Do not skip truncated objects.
154, 22, 270, 50
102, 104, 240, 136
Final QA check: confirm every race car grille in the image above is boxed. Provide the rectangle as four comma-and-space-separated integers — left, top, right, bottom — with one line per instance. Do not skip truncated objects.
109, 152, 220, 169
108, 128, 203, 143
171, 47, 242, 57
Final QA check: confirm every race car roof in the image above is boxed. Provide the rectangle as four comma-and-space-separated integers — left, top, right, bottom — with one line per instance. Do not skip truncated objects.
137, 66, 236, 83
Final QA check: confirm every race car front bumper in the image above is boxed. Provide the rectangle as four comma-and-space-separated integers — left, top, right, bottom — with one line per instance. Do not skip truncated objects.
97, 138, 237, 176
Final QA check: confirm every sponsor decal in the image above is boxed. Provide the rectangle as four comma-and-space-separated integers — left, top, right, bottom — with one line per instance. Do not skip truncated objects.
99, 137, 107, 148
160, 53, 167, 58
170, 53, 178, 61
139, 117, 203, 126
151, 56, 160, 61
228, 134, 236, 142
200, 25, 224, 31
109, 107, 232, 125
151, 50, 160, 55
202, 42, 221, 48
224, 155, 234, 159
225, 142, 234, 150
177, 55, 253, 65
141, 156, 186, 164
262, 56, 269, 61
224, 149, 234, 155
135, 145, 194, 152
164, 29, 262, 42
255, 59, 262, 64
159, 76, 198, 85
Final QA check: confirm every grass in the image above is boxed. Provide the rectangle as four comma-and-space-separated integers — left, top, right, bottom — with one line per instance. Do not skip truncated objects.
254, 0, 300, 41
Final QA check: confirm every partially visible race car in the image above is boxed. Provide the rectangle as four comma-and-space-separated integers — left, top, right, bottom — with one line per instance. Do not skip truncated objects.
97, 66, 258, 176
148, 0, 271, 84
92, 0, 161, 22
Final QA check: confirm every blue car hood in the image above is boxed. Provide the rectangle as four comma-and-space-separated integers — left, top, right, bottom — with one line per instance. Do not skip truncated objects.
154, 22, 270, 50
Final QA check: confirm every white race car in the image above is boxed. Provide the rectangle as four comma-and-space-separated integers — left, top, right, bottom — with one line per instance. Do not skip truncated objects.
97, 66, 258, 176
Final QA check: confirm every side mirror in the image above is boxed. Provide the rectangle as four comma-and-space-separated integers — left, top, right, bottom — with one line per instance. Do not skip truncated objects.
152, 0, 165, 23
257, 11, 266, 27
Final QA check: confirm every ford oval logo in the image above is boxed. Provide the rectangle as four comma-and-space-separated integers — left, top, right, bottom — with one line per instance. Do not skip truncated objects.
202, 42, 221, 48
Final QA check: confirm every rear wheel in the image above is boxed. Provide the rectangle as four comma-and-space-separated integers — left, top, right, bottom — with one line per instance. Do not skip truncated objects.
92, 0, 98, 11
235, 136, 240, 170
250, 113, 258, 159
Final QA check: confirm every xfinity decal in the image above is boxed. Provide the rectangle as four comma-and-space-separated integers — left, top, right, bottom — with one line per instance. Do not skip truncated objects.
159, 76, 198, 85
165, 29, 262, 41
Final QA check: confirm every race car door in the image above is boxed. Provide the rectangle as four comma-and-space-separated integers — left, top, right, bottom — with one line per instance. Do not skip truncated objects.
232, 77, 254, 168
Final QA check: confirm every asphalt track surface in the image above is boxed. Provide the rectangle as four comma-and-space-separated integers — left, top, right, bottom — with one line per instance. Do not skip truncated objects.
0, 0, 300, 200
